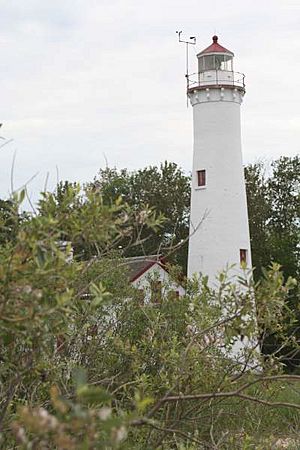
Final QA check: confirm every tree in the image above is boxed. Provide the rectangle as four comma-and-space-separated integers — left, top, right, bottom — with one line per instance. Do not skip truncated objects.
268, 156, 300, 279
245, 156, 300, 370
0, 198, 22, 245
245, 156, 300, 281
244, 162, 272, 279
90, 162, 191, 271
37, 180, 163, 261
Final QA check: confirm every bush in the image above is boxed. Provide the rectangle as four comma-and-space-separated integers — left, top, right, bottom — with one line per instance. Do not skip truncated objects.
1, 186, 300, 449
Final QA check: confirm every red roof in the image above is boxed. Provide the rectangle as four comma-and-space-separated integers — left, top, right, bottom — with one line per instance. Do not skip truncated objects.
197, 36, 234, 56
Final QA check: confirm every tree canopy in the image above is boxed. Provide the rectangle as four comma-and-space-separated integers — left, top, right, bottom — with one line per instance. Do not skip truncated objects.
89, 161, 191, 270
245, 155, 300, 282
87, 156, 300, 284
245, 156, 300, 370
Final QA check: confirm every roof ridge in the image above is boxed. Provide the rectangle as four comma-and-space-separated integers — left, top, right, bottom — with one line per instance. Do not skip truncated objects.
125, 254, 162, 261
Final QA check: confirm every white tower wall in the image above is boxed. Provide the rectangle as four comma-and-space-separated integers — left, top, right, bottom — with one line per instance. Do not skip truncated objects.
187, 86, 252, 282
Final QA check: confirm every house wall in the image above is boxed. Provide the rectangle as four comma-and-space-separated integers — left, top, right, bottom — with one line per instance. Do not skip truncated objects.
131, 263, 185, 302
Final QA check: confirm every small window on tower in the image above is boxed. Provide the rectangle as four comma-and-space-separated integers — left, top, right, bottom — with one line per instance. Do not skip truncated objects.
240, 249, 247, 264
197, 170, 206, 187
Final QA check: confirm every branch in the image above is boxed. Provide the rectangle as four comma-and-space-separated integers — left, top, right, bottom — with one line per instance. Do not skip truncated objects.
130, 417, 205, 447
160, 375, 300, 410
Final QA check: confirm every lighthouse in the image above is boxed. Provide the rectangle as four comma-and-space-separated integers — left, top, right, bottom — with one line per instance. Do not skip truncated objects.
187, 36, 252, 282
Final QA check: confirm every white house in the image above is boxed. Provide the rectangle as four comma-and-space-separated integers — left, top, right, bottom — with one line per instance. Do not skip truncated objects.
126, 255, 185, 302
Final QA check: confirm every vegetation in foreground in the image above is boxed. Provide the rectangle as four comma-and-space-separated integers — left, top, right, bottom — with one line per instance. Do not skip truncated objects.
0, 179, 300, 449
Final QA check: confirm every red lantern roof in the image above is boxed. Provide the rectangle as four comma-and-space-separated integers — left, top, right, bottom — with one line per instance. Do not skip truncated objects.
197, 36, 234, 56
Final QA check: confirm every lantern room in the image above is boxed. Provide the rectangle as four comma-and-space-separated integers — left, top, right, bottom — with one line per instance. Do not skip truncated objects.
197, 35, 234, 72
186, 36, 245, 91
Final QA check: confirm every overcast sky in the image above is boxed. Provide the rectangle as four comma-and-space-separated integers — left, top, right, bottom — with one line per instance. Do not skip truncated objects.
0, 0, 299, 203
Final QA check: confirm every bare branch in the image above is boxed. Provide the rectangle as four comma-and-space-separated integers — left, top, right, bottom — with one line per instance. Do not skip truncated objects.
160, 375, 300, 410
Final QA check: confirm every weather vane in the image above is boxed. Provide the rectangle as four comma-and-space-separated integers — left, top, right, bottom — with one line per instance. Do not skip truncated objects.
176, 31, 196, 106
176, 31, 196, 77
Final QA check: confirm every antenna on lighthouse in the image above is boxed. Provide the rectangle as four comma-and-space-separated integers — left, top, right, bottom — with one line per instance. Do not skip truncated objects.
176, 31, 196, 106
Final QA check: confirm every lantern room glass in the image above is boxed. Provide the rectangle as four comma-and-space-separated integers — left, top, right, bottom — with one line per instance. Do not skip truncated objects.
198, 54, 233, 72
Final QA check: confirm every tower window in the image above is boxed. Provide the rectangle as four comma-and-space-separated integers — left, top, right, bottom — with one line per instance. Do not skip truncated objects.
197, 170, 206, 187
240, 249, 247, 264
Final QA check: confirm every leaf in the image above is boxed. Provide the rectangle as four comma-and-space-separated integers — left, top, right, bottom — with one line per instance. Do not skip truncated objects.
36, 245, 46, 268
77, 386, 111, 406
50, 385, 69, 413
89, 282, 112, 307
136, 396, 154, 412
19, 189, 26, 204
73, 367, 87, 389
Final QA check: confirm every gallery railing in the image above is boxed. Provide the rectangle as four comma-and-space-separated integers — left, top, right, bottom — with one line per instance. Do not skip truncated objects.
186, 70, 245, 91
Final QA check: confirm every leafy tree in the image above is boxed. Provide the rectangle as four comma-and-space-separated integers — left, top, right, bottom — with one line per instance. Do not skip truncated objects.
0, 198, 22, 245
244, 162, 271, 279
268, 156, 300, 279
90, 162, 191, 270
245, 156, 300, 370
38, 180, 163, 261
245, 155, 300, 281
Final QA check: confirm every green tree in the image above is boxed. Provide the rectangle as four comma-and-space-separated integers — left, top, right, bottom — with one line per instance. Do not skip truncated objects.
245, 162, 272, 279
0, 198, 22, 245
245, 156, 300, 281
245, 156, 300, 370
90, 161, 191, 271
268, 156, 300, 279
38, 180, 163, 261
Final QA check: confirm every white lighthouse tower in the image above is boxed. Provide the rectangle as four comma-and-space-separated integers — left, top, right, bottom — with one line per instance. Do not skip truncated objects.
187, 36, 251, 282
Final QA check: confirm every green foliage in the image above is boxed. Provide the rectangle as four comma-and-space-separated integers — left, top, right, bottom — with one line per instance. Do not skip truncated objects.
0, 186, 160, 447
0, 194, 27, 245
1, 163, 300, 448
245, 156, 300, 369
90, 161, 191, 270
44, 157, 299, 285
244, 162, 271, 279
245, 156, 300, 281
38, 180, 164, 261
7, 259, 300, 448
268, 156, 300, 279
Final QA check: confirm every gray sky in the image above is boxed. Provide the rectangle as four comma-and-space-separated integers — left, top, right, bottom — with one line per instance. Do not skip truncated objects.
0, 0, 299, 203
